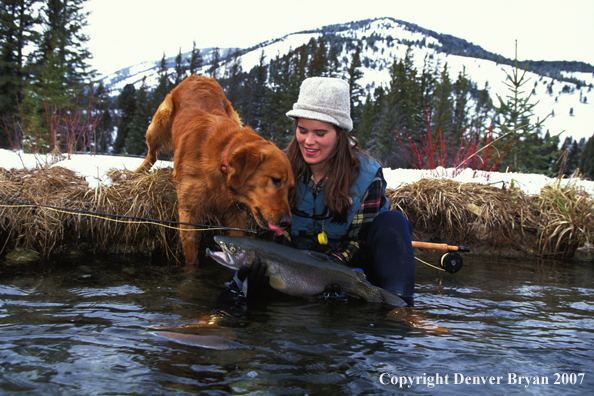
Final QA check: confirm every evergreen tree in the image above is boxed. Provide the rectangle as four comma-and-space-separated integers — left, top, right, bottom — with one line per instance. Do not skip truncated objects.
307, 37, 328, 77
373, 48, 423, 167
93, 81, 114, 153
492, 43, 550, 172
431, 62, 454, 138
172, 47, 188, 86
580, 133, 594, 179
346, 43, 364, 129
112, 83, 136, 154
223, 48, 243, 105
452, 67, 471, 140
241, 51, 267, 130
419, 54, 439, 121
208, 47, 220, 79
124, 79, 149, 155
20, 0, 95, 137
471, 81, 493, 132
188, 40, 202, 75
326, 42, 341, 77
0, 0, 41, 143
357, 92, 376, 148
151, 53, 170, 113
261, 54, 294, 147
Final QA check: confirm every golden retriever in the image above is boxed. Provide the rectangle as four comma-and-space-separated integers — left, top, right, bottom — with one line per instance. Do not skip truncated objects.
135, 76, 294, 265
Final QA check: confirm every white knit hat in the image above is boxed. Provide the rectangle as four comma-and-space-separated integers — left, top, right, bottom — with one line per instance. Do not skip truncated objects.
286, 77, 353, 131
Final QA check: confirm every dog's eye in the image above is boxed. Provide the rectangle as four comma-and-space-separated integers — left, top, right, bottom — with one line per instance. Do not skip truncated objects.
271, 177, 282, 187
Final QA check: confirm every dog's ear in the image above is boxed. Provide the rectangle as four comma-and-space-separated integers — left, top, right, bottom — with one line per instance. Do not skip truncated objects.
226, 143, 265, 190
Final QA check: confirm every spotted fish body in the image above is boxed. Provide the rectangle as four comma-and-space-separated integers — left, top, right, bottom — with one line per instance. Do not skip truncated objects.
207, 235, 406, 307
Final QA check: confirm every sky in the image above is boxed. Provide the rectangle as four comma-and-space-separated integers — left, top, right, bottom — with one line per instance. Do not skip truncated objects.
83, 0, 594, 77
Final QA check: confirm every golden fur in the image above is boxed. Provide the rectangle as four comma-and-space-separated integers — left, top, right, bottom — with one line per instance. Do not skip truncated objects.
135, 76, 294, 265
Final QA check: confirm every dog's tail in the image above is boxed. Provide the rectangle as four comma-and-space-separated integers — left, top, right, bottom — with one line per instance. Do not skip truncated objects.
135, 94, 174, 173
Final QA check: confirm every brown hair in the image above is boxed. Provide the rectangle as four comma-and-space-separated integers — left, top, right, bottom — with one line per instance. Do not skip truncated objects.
285, 118, 368, 224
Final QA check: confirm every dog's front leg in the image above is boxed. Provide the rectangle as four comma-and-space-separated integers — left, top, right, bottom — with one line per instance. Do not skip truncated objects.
178, 206, 201, 265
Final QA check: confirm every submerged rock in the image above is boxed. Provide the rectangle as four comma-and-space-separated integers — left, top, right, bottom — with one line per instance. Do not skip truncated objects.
4, 249, 41, 265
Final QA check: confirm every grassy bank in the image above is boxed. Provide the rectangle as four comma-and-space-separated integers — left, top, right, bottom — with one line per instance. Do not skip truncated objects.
1, 165, 593, 264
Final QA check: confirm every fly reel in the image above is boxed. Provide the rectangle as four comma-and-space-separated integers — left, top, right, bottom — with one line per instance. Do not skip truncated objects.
440, 252, 463, 273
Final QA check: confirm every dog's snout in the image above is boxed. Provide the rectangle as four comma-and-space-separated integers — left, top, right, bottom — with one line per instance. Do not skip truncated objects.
279, 215, 292, 229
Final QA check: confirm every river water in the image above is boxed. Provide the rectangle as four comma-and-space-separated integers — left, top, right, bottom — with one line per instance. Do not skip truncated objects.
0, 251, 592, 395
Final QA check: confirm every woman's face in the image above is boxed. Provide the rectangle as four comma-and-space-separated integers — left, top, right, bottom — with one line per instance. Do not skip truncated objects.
295, 118, 338, 172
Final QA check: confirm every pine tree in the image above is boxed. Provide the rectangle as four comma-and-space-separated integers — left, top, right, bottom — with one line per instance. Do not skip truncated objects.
346, 43, 364, 129
471, 82, 493, 132
151, 53, 170, 114
580, 133, 594, 179
261, 54, 294, 147
419, 54, 439, 121
112, 83, 136, 154
307, 37, 328, 77
492, 42, 549, 172
124, 79, 149, 155
188, 40, 203, 75
0, 0, 42, 142
432, 62, 454, 138
172, 47, 188, 86
326, 42, 341, 77
452, 67, 471, 140
208, 47, 220, 79
223, 48, 243, 105
241, 51, 267, 130
357, 92, 375, 148
20, 0, 95, 138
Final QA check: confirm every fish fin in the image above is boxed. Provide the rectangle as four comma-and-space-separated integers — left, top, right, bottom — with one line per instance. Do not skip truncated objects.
378, 288, 408, 307
242, 278, 249, 297
268, 276, 286, 290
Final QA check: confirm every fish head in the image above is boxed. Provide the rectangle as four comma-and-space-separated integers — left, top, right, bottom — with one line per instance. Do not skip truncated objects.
206, 235, 256, 270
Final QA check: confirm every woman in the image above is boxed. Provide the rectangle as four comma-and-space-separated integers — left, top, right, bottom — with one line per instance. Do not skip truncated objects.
239, 77, 415, 306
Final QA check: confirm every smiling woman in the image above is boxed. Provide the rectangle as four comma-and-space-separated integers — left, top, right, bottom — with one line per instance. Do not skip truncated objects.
295, 119, 338, 183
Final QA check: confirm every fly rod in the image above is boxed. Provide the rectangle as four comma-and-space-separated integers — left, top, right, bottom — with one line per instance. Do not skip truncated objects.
412, 241, 470, 253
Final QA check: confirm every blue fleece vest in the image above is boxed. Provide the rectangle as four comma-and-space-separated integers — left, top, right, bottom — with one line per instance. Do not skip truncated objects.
290, 154, 388, 251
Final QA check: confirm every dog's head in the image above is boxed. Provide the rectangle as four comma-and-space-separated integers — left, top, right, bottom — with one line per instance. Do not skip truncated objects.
225, 140, 294, 235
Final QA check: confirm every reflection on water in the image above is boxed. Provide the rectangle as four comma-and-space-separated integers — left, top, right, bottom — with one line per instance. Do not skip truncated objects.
0, 252, 592, 395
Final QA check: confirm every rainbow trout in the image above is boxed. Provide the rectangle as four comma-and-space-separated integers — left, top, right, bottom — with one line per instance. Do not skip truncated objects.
207, 235, 406, 307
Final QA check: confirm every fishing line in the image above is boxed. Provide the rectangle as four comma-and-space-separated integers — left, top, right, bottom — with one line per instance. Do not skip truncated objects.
2, 198, 459, 272
0, 197, 257, 233
415, 256, 446, 271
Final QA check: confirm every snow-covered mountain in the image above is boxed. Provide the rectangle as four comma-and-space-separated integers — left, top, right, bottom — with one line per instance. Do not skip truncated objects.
100, 17, 594, 142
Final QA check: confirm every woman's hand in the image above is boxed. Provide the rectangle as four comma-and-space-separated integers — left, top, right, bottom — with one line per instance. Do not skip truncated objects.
236, 260, 270, 300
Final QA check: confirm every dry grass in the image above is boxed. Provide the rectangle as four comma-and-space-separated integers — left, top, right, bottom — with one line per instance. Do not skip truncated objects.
0, 166, 181, 260
387, 179, 538, 252
528, 179, 594, 256
1, 166, 592, 261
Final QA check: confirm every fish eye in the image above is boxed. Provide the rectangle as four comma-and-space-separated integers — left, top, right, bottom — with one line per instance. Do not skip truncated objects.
229, 246, 236, 253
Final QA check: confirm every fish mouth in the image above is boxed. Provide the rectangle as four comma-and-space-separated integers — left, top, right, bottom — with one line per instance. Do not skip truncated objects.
206, 237, 252, 269
206, 247, 234, 269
